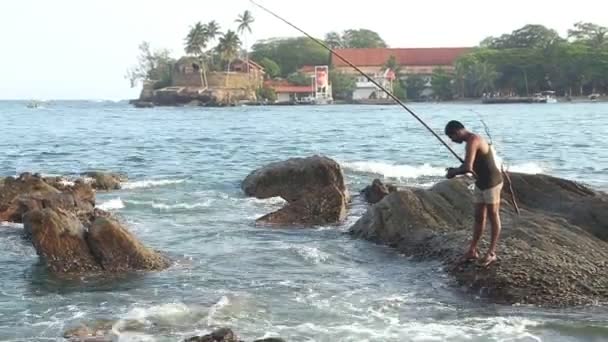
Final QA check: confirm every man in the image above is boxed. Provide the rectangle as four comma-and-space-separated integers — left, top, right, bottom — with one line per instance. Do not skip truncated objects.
444, 120, 503, 267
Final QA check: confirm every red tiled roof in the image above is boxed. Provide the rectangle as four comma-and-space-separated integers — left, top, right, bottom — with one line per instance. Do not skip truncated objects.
273, 85, 314, 93
332, 48, 471, 67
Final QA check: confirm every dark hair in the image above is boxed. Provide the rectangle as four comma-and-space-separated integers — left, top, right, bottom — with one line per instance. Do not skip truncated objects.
444, 120, 465, 135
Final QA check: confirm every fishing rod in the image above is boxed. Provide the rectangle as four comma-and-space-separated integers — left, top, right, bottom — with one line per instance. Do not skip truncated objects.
249, 0, 464, 164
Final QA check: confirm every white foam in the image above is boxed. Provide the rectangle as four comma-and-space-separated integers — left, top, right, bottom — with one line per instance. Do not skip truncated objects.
506, 162, 545, 174
97, 198, 125, 211
121, 302, 192, 326
122, 179, 186, 190
343, 161, 446, 179
292, 246, 330, 264
206, 296, 230, 326
125, 200, 211, 211
59, 179, 75, 187
245, 196, 287, 206
1, 221, 24, 229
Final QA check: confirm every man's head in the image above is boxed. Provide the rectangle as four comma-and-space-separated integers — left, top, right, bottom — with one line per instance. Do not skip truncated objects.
445, 120, 467, 143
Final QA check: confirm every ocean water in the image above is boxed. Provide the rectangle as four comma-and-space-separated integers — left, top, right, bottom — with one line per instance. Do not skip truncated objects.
0, 100, 607, 341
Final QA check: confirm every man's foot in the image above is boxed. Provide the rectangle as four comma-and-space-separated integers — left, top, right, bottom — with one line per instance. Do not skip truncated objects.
458, 248, 479, 263
479, 252, 497, 267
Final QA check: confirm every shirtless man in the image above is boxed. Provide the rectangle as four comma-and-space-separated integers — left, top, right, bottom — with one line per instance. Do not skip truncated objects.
444, 120, 503, 267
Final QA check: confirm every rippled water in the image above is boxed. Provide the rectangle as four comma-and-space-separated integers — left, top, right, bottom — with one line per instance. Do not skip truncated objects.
0, 101, 607, 341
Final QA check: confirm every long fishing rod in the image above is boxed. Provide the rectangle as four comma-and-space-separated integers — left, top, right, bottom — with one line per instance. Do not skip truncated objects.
249, 0, 464, 164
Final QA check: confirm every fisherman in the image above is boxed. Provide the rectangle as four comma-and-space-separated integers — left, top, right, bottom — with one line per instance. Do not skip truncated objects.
444, 120, 503, 267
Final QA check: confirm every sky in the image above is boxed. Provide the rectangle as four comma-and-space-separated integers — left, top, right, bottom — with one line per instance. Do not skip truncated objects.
1, 0, 607, 100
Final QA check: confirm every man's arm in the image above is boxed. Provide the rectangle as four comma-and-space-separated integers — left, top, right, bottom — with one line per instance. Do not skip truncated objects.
447, 136, 478, 178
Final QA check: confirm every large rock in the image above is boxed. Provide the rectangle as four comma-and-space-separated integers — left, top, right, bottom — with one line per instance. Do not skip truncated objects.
184, 328, 241, 342
242, 155, 348, 226
87, 217, 170, 272
0, 174, 96, 225
24, 208, 101, 273
349, 173, 608, 307
82, 171, 126, 191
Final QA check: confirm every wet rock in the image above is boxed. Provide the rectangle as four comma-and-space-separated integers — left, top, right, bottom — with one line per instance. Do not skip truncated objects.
242, 155, 348, 226
360, 178, 397, 204
82, 171, 126, 191
87, 217, 170, 272
349, 173, 608, 307
253, 339, 286, 342
24, 208, 101, 273
63, 320, 114, 342
184, 328, 242, 342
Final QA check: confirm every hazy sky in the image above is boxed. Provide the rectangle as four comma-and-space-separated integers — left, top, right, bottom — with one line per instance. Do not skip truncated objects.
1, 0, 606, 100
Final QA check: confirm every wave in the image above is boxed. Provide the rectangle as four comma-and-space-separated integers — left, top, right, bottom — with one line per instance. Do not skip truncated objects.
126, 199, 212, 210
505, 162, 545, 174
0, 221, 24, 229
97, 198, 125, 211
343, 161, 446, 179
122, 179, 186, 190
292, 246, 330, 264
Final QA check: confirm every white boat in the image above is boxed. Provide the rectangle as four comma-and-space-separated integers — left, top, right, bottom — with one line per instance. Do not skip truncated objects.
534, 91, 558, 103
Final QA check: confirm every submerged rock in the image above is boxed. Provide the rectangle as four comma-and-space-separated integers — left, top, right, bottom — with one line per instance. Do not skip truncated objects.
63, 320, 114, 342
87, 217, 170, 272
350, 173, 608, 307
82, 171, 127, 191
242, 155, 348, 226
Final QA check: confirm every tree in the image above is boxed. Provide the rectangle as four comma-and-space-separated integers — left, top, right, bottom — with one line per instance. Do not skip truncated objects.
324, 32, 344, 49
329, 70, 356, 100
431, 68, 454, 101
258, 57, 281, 78
404, 74, 427, 101
392, 79, 407, 101
287, 72, 310, 86
126, 41, 174, 89
206, 21, 222, 43
257, 86, 277, 102
568, 22, 608, 48
184, 21, 209, 87
342, 29, 387, 48
217, 30, 242, 85
483, 24, 562, 49
236, 10, 255, 74
251, 37, 330, 76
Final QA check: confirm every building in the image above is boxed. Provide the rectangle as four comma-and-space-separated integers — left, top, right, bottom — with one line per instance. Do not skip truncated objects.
264, 80, 314, 103
172, 56, 265, 89
331, 47, 471, 99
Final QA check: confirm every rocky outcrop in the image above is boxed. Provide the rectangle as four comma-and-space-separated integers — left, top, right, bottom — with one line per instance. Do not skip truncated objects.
24, 209, 169, 274
87, 217, 170, 272
360, 179, 398, 204
349, 173, 608, 307
82, 171, 126, 191
24, 208, 101, 273
242, 155, 348, 226
0, 174, 97, 225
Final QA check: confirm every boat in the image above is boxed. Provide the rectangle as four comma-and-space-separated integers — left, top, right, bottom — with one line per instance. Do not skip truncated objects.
534, 91, 558, 103
26, 100, 44, 108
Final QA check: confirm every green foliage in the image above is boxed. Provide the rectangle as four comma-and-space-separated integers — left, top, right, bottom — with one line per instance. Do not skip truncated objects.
257, 86, 277, 102
329, 70, 356, 100
259, 57, 281, 78
404, 74, 427, 101
251, 37, 330, 76
126, 41, 174, 88
431, 68, 454, 101
324, 29, 387, 49
217, 30, 241, 64
287, 72, 310, 86
391, 80, 407, 101
460, 21, 608, 96
236, 10, 255, 34
342, 29, 388, 48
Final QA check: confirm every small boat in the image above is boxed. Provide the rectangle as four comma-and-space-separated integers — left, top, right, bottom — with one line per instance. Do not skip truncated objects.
26, 100, 43, 108
534, 91, 558, 104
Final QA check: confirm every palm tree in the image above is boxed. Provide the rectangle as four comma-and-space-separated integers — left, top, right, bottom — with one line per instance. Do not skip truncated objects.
217, 30, 242, 86
184, 22, 209, 88
236, 10, 254, 74
204, 21, 221, 69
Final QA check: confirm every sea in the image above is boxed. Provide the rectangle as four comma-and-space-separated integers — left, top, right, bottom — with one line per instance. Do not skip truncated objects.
0, 100, 607, 341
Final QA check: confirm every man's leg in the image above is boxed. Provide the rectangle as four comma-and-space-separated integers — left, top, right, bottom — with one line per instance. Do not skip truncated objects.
481, 200, 501, 267
463, 203, 487, 260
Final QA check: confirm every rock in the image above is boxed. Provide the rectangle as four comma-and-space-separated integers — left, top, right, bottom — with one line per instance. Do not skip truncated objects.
184, 328, 242, 342
87, 217, 170, 272
242, 155, 348, 226
24, 208, 101, 273
0, 173, 61, 222
349, 173, 608, 307
82, 171, 126, 191
253, 339, 286, 342
63, 320, 114, 342
360, 178, 396, 204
